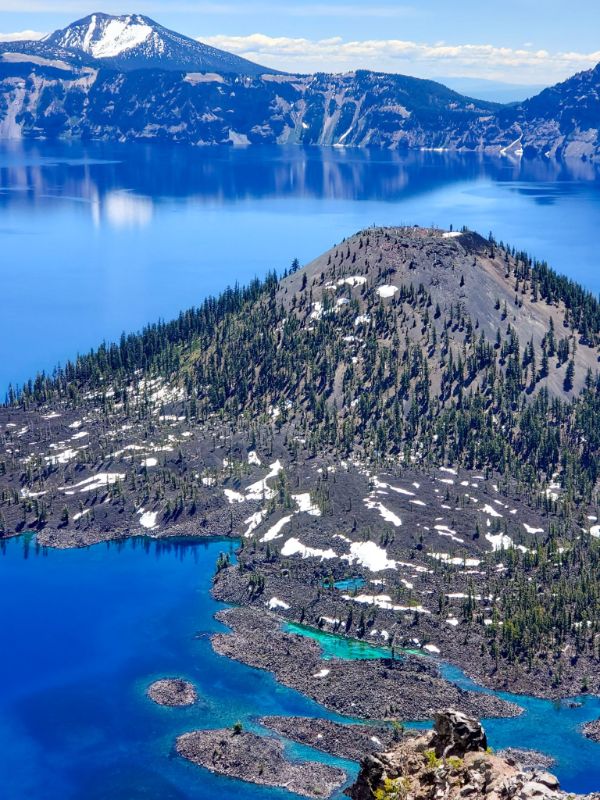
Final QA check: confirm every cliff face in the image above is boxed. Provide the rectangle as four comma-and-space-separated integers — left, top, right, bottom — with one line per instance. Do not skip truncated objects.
347, 710, 587, 800
0, 65, 498, 148
3, 15, 600, 157
2, 58, 600, 157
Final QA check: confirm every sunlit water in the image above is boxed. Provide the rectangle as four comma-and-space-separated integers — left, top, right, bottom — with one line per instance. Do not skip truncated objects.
4, 141, 600, 795
0, 536, 353, 800
2, 141, 600, 393
288, 624, 600, 794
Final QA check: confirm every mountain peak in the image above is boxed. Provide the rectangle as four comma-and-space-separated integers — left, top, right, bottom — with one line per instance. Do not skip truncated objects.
45, 13, 157, 59
42, 11, 277, 75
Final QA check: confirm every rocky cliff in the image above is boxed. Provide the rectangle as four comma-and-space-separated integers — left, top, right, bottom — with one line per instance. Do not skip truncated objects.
347, 710, 595, 800
3, 14, 600, 157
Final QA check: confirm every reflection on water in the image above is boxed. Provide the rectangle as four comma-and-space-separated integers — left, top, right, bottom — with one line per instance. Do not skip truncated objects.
0, 535, 352, 800
1, 140, 600, 395
2, 140, 600, 215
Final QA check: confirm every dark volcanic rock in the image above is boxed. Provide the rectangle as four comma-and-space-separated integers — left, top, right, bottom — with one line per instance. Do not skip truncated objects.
260, 716, 398, 761
212, 606, 521, 721
347, 711, 572, 800
147, 678, 197, 707
433, 708, 487, 757
582, 720, 600, 742
176, 728, 346, 798
498, 748, 556, 772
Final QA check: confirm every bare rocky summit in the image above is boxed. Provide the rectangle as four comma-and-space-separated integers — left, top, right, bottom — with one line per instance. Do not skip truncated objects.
347, 710, 595, 800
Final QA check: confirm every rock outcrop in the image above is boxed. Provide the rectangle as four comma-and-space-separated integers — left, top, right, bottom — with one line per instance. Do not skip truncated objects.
147, 678, 197, 706
176, 728, 346, 798
582, 720, 600, 743
347, 710, 591, 800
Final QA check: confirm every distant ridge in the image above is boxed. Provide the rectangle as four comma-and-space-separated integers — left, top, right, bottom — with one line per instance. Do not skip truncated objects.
1, 12, 600, 158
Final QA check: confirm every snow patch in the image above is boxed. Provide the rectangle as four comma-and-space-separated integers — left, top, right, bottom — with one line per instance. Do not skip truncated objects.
261, 515, 292, 542
343, 541, 396, 572
281, 538, 337, 560
139, 510, 158, 530
364, 499, 402, 527
58, 472, 125, 493
293, 493, 321, 516
376, 285, 398, 299
267, 597, 290, 611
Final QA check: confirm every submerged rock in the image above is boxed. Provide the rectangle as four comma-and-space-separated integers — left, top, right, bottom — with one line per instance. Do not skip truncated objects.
147, 678, 197, 707
176, 728, 346, 798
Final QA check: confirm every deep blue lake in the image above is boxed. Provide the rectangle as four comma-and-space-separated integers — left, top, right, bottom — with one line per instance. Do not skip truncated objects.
3, 535, 600, 798
0, 536, 354, 800
1, 141, 600, 394
3, 141, 600, 796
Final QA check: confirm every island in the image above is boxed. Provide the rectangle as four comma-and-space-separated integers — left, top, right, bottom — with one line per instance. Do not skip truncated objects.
147, 678, 197, 707
3, 226, 600, 795
176, 727, 346, 798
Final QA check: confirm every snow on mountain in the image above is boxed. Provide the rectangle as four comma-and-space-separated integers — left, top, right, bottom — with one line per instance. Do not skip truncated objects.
50, 14, 154, 59
42, 12, 276, 75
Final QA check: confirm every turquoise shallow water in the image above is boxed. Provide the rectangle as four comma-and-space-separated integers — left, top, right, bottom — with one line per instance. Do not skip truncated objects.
0, 536, 353, 800
3, 536, 600, 796
286, 623, 600, 794
3, 140, 600, 794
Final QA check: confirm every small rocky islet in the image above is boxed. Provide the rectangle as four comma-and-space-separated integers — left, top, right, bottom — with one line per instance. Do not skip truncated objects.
4, 227, 600, 795
147, 678, 198, 707
176, 727, 346, 799
582, 720, 600, 743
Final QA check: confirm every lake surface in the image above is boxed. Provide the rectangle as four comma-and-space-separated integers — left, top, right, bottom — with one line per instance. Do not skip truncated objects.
0, 536, 353, 800
2, 141, 600, 394
4, 141, 600, 795
289, 623, 600, 795
3, 535, 600, 799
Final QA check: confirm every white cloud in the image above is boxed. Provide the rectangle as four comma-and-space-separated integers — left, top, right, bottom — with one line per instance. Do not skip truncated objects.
202, 33, 600, 83
0, 30, 45, 42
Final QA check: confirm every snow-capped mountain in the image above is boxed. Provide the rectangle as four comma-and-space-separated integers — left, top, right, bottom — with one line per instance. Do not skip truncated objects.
41, 12, 276, 75
2, 12, 600, 159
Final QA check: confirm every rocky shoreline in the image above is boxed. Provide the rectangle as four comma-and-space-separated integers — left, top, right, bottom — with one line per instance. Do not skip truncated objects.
176, 728, 346, 798
260, 716, 398, 761
147, 678, 197, 707
347, 710, 584, 800
582, 721, 600, 743
211, 606, 521, 722
497, 749, 556, 772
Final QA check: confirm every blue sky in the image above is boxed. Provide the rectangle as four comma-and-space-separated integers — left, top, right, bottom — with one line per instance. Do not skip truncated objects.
1, 1, 599, 84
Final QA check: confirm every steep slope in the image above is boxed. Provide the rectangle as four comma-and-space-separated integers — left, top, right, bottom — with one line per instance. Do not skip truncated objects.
467, 63, 600, 159
1, 13, 600, 155
2, 227, 600, 697
41, 12, 277, 75
0, 64, 498, 146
